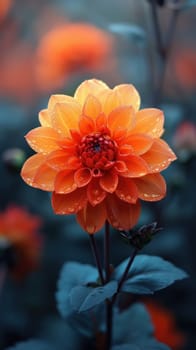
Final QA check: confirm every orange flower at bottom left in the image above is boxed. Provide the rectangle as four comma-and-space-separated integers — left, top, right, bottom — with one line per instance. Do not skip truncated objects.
0, 206, 42, 279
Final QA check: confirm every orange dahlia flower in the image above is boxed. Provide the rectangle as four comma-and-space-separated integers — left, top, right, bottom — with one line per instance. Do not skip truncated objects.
0, 206, 42, 278
145, 301, 185, 349
35, 23, 113, 91
21, 79, 176, 234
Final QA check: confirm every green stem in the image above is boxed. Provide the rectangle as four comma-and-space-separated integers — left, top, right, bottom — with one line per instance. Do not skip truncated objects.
150, 0, 180, 106
112, 248, 138, 305
89, 234, 105, 285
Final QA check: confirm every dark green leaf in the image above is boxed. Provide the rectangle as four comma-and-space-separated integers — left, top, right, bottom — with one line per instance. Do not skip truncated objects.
114, 255, 188, 294
79, 281, 118, 312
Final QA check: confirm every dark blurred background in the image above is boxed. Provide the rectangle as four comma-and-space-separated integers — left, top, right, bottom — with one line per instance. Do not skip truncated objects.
0, 0, 195, 349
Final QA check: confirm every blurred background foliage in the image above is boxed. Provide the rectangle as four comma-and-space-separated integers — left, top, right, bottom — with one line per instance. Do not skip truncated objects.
0, 0, 196, 349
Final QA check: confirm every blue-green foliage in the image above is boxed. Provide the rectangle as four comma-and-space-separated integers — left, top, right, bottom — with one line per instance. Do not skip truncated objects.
113, 254, 188, 294
5, 339, 55, 350
112, 303, 171, 350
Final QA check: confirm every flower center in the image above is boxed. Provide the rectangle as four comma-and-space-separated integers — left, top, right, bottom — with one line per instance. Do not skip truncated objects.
78, 132, 117, 172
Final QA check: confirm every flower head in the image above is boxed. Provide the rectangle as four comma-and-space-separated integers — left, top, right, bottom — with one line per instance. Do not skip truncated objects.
21, 79, 176, 234
0, 206, 42, 278
35, 23, 113, 91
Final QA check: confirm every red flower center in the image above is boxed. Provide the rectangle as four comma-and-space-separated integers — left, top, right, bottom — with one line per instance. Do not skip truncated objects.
77, 132, 117, 172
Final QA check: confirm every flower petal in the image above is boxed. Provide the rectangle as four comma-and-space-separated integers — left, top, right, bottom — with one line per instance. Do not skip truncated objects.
21, 154, 47, 187
52, 102, 81, 136
115, 177, 138, 203
33, 163, 58, 191
54, 170, 77, 193
52, 188, 87, 214
83, 94, 101, 120
38, 109, 52, 127
87, 179, 106, 206
74, 168, 92, 187
108, 106, 135, 134
46, 150, 81, 170
134, 173, 166, 201
25, 127, 60, 154
99, 170, 118, 193
141, 139, 177, 172
122, 133, 153, 155
114, 84, 141, 111
74, 79, 109, 104
79, 114, 95, 135
48, 94, 76, 111
132, 108, 164, 137
99, 90, 121, 116
106, 195, 141, 230
76, 201, 107, 234
122, 155, 149, 177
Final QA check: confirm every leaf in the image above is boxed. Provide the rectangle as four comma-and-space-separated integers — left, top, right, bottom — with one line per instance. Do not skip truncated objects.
56, 261, 98, 318
112, 345, 140, 350
113, 303, 154, 344
112, 303, 171, 349
5, 339, 54, 350
112, 340, 170, 350
114, 255, 188, 294
79, 281, 118, 312
56, 261, 102, 337
108, 23, 146, 46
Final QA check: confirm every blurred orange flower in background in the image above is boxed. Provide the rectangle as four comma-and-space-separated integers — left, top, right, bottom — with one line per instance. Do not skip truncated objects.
145, 300, 186, 350
0, 0, 12, 22
21, 79, 176, 234
174, 49, 196, 90
35, 23, 114, 91
0, 206, 42, 278
173, 121, 196, 161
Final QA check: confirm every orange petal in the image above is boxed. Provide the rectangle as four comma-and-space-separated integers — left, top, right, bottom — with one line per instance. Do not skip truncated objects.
106, 195, 141, 230
48, 94, 76, 111
74, 79, 109, 105
47, 150, 81, 170
115, 177, 138, 203
76, 201, 107, 234
21, 153, 47, 187
141, 139, 177, 172
132, 108, 164, 137
96, 112, 107, 130
122, 155, 149, 177
87, 179, 106, 206
79, 114, 95, 135
54, 170, 77, 193
74, 168, 92, 187
99, 90, 121, 116
122, 134, 153, 155
52, 188, 87, 214
99, 170, 118, 193
114, 84, 141, 111
25, 127, 60, 154
33, 163, 58, 191
108, 106, 135, 134
52, 102, 81, 136
114, 160, 127, 173
134, 173, 166, 201
83, 94, 101, 120
38, 109, 52, 127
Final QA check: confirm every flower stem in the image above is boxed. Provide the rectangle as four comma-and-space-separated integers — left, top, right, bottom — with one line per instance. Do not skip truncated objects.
112, 248, 138, 305
104, 221, 110, 282
150, 0, 180, 106
89, 234, 105, 285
